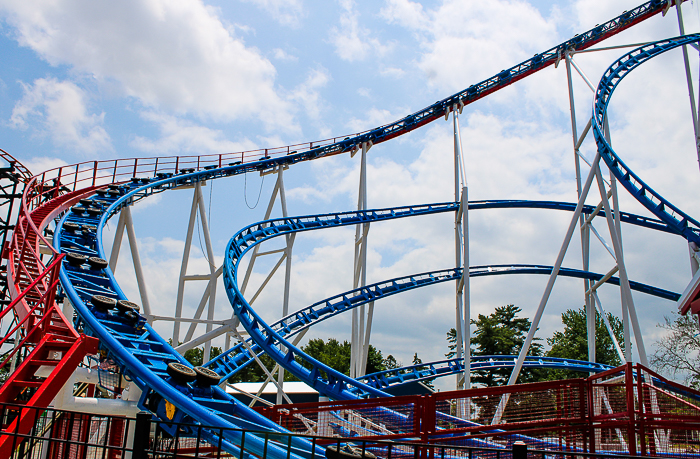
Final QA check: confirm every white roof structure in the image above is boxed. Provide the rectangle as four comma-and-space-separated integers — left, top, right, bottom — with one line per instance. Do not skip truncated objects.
226, 382, 319, 395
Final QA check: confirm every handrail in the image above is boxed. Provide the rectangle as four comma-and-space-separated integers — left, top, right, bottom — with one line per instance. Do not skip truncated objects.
0, 148, 32, 183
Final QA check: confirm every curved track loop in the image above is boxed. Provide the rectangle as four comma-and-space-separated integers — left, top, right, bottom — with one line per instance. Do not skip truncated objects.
1, 2, 689, 456
593, 34, 700, 245
208, 262, 676, 387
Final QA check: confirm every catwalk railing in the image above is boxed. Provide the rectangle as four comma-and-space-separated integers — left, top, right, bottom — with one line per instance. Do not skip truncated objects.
257, 364, 700, 458
0, 397, 693, 459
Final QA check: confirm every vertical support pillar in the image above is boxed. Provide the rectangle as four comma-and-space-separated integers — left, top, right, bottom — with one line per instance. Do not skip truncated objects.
461, 184, 469, 394
62, 297, 74, 326
603, 118, 632, 363
676, 0, 700, 169
565, 51, 596, 365
690, 242, 699, 275
131, 412, 151, 459
351, 142, 371, 378
124, 206, 152, 318
594, 166, 648, 366
173, 188, 199, 346
194, 182, 218, 362
109, 209, 127, 272
452, 107, 469, 395
277, 165, 295, 405
675, 0, 700, 278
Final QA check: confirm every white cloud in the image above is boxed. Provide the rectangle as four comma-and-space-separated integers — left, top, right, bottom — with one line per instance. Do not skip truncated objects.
272, 48, 298, 62
130, 111, 258, 154
0, 0, 295, 131
20, 156, 67, 178
288, 67, 331, 120
9, 78, 111, 154
379, 67, 405, 78
329, 0, 393, 62
242, 0, 305, 27
380, 0, 427, 31
381, 0, 557, 92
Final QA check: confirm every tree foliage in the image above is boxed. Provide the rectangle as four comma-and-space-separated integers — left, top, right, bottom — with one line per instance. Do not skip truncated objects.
546, 307, 624, 379
470, 304, 544, 386
411, 352, 434, 389
183, 346, 222, 367
445, 327, 458, 359
299, 338, 394, 378
650, 311, 700, 389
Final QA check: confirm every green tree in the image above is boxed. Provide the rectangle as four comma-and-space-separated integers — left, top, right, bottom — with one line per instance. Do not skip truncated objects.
384, 355, 400, 370
411, 352, 435, 390
299, 338, 387, 378
650, 311, 700, 389
471, 304, 544, 386
546, 307, 623, 380
183, 346, 222, 367
446, 328, 458, 359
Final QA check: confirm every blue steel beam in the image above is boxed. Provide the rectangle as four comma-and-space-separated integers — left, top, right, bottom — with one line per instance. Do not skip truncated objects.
470, 200, 692, 237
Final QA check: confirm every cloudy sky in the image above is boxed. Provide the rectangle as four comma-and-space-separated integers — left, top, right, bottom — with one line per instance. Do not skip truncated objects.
2, 0, 700, 389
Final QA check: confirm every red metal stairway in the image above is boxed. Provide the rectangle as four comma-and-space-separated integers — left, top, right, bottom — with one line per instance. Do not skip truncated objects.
0, 179, 100, 455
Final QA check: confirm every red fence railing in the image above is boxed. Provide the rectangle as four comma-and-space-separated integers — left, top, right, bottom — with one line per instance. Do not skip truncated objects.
256, 364, 700, 457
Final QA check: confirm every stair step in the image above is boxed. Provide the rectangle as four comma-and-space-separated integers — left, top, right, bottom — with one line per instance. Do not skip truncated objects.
41, 341, 76, 350
12, 380, 43, 389
27, 359, 60, 367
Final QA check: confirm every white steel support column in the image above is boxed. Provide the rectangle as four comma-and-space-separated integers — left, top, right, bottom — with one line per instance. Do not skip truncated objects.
173, 188, 200, 346
565, 51, 596, 365
109, 209, 127, 272
195, 182, 218, 362
452, 107, 469, 393
351, 142, 371, 378
675, 0, 700, 276
603, 118, 632, 363
690, 242, 700, 275
170, 181, 222, 362
676, 0, 700, 168
276, 164, 295, 405
123, 206, 152, 318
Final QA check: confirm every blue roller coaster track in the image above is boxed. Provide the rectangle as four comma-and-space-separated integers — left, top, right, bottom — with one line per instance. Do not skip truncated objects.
45, 1, 700, 456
